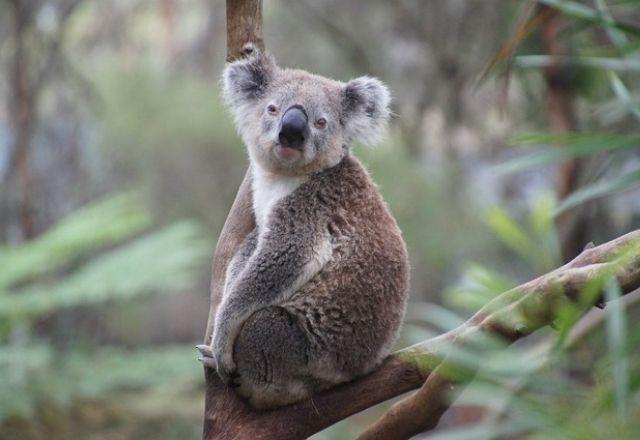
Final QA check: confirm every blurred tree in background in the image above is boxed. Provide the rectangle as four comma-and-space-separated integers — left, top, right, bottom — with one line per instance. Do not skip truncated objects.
0, 0, 638, 439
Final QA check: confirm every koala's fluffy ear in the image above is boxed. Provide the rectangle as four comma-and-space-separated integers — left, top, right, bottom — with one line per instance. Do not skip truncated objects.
222, 50, 278, 116
341, 77, 391, 146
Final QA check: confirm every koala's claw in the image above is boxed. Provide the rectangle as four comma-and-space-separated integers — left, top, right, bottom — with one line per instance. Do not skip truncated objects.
196, 344, 241, 387
196, 345, 218, 370
196, 344, 213, 358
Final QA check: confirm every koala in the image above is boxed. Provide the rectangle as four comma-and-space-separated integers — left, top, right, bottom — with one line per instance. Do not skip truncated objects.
197, 50, 409, 409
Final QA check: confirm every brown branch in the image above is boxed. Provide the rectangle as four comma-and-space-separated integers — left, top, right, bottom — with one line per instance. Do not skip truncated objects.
201, 226, 640, 439
357, 230, 640, 440
203, 355, 426, 439
202, 1, 261, 438
203, 0, 263, 346
225, 0, 264, 62
202, 167, 255, 436
203, 169, 255, 344
483, 289, 640, 427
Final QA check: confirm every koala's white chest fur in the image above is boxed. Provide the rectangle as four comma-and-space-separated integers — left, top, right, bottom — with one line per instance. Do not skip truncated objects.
251, 164, 307, 229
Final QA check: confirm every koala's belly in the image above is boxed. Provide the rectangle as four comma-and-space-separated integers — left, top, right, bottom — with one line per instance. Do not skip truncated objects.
280, 244, 408, 376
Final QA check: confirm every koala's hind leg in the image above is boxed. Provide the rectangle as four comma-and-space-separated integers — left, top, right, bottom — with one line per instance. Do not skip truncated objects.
233, 306, 319, 409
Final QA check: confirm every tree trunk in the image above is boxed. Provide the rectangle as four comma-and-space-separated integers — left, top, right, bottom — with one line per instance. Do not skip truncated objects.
202, 1, 263, 438
8, 0, 36, 241
539, 5, 588, 262
225, 0, 264, 62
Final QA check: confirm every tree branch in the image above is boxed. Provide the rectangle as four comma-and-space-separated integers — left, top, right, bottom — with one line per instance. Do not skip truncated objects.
202, 1, 261, 438
202, 167, 255, 435
202, 228, 640, 439
357, 230, 640, 440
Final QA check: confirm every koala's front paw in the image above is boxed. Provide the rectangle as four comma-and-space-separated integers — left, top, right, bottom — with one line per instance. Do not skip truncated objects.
196, 344, 241, 388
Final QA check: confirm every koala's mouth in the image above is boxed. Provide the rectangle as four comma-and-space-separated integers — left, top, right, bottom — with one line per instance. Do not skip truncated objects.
274, 143, 303, 162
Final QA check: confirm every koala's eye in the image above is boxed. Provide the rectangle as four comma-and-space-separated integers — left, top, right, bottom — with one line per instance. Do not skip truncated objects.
267, 104, 278, 115
315, 117, 327, 129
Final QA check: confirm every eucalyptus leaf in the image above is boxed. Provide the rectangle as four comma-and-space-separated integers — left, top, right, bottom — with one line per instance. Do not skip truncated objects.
555, 168, 640, 214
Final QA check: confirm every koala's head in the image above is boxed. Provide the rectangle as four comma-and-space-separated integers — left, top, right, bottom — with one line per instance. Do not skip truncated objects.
222, 50, 391, 176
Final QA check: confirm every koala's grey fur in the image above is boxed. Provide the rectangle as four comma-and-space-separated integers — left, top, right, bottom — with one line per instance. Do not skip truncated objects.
202, 50, 409, 409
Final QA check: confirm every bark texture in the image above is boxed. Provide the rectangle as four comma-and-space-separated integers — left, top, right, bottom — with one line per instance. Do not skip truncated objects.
225, 0, 264, 62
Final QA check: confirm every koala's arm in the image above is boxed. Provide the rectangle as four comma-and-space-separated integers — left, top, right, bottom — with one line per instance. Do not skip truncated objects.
211, 226, 332, 379
223, 228, 259, 292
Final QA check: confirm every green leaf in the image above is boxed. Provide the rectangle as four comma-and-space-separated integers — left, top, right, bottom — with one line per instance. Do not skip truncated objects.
537, 0, 640, 37
0, 344, 201, 419
485, 207, 539, 262
0, 193, 151, 290
415, 303, 467, 332
514, 55, 640, 72
608, 71, 640, 121
604, 279, 628, 416
509, 132, 612, 145
594, 0, 629, 48
0, 221, 209, 321
498, 133, 640, 174
447, 264, 515, 311
529, 195, 561, 270
555, 168, 640, 214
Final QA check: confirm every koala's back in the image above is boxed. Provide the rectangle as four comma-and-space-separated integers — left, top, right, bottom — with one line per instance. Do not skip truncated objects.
277, 155, 410, 382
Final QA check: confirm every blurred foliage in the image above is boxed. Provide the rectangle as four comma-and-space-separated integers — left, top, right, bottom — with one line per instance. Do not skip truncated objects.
0, 0, 639, 439
501, 0, 640, 222
0, 193, 151, 291
421, 1, 640, 438
0, 194, 208, 437
358, 142, 497, 298
408, 202, 640, 440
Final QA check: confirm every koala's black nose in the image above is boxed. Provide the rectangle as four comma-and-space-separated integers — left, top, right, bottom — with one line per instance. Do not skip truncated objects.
279, 106, 308, 149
